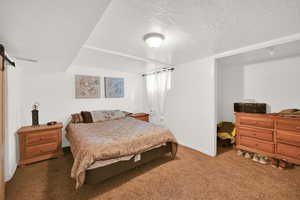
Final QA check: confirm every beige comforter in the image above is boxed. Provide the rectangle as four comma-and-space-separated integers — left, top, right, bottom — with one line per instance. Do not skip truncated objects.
66, 117, 177, 188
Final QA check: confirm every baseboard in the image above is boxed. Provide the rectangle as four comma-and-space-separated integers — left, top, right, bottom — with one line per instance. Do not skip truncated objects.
4, 162, 17, 182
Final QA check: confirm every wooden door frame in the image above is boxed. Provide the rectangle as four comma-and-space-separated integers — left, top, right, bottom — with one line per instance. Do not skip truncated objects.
0, 49, 5, 200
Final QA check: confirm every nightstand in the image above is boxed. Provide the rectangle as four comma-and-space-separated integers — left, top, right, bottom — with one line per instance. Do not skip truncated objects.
129, 113, 149, 122
17, 123, 63, 167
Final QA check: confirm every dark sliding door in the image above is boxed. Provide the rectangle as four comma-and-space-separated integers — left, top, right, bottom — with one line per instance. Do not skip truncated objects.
0, 53, 5, 200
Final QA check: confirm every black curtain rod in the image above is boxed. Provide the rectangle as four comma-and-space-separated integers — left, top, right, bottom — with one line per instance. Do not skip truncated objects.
142, 67, 175, 77
0, 44, 16, 68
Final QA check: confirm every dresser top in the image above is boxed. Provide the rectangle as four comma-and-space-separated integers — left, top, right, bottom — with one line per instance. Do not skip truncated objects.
129, 113, 149, 117
18, 122, 63, 134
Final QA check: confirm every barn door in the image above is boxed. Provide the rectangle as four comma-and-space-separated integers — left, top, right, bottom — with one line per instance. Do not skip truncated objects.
0, 53, 5, 200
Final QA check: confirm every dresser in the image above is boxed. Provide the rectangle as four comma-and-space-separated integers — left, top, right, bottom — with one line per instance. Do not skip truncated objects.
236, 113, 300, 165
129, 113, 149, 122
18, 123, 63, 167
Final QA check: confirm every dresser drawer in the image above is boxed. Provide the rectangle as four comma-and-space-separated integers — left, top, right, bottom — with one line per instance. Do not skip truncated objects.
25, 143, 58, 158
238, 127, 273, 142
26, 130, 58, 146
239, 117, 274, 129
277, 143, 300, 160
277, 130, 300, 147
240, 136, 274, 153
276, 119, 300, 132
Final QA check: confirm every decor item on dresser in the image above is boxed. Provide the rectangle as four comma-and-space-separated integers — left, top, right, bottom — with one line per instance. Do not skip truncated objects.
75, 75, 100, 98
235, 112, 300, 168
129, 113, 149, 122
278, 108, 300, 118
31, 102, 40, 126
17, 123, 63, 167
104, 77, 124, 98
234, 102, 267, 114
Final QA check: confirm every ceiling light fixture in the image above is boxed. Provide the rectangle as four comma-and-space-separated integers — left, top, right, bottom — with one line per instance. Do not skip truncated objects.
143, 33, 165, 48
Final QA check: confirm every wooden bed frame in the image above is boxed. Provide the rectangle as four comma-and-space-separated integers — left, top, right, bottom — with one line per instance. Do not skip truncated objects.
85, 142, 177, 184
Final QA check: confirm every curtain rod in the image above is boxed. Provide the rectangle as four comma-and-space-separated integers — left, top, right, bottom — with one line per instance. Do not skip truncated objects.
0, 44, 16, 68
142, 67, 175, 77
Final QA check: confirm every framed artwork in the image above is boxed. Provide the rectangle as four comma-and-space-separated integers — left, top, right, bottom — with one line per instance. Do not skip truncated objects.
104, 77, 124, 98
75, 75, 100, 98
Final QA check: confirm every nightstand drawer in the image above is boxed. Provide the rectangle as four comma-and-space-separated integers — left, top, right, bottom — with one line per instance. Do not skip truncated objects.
129, 113, 149, 122
18, 123, 63, 166
134, 116, 149, 122
26, 130, 58, 146
25, 143, 58, 158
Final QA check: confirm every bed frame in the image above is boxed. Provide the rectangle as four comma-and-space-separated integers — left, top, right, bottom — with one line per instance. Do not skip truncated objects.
85, 142, 178, 184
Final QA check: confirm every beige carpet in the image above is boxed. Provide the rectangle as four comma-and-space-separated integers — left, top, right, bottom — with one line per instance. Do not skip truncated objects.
6, 146, 300, 200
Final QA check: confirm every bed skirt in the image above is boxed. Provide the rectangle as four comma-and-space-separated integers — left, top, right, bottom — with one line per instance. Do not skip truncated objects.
85, 142, 177, 184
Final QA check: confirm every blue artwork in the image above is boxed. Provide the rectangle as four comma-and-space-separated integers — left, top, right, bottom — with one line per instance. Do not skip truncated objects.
104, 77, 124, 98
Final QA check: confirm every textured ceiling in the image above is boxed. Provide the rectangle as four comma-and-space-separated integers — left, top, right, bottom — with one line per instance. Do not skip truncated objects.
72, 47, 146, 73
84, 0, 300, 66
217, 39, 300, 67
0, 0, 111, 72
1, 0, 300, 73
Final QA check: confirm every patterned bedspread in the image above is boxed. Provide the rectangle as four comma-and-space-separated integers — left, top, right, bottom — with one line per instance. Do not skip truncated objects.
66, 117, 177, 188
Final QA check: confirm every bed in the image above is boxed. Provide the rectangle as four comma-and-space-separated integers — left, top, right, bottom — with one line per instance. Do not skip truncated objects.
66, 112, 177, 189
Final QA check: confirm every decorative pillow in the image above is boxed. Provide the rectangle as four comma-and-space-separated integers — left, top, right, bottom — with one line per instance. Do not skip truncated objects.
279, 109, 299, 114
81, 111, 93, 123
71, 113, 84, 123
292, 110, 300, 115
91, 110, 126, 122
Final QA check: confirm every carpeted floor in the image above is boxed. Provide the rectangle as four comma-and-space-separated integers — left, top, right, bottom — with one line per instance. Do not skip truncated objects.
6, 146, 300, 200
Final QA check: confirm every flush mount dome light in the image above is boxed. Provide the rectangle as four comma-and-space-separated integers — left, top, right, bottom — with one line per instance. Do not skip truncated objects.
143, 32, 165, 48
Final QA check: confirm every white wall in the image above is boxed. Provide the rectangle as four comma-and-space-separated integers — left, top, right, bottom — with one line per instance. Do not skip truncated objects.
20, 65, 147, 147
217, 63, 244, 122
244, 56, 300, 112
165, 57, 217, 157
217, 56, 300, 123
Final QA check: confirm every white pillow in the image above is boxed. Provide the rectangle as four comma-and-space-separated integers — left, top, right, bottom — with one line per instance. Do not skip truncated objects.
91, 110, 126, 122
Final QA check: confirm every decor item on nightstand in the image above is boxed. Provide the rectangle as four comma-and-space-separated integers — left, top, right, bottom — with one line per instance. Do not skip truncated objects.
32, 102, 40, 126
17, 122, 63, 167
104, 77, 124, 98
75, 75, 100, 98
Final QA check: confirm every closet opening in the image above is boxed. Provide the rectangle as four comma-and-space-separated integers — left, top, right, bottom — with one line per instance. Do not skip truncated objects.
215, 39, 300, 155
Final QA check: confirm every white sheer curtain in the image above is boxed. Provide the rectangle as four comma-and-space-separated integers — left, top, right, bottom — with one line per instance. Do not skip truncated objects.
146, 69, 171, 125
5, 63, 21, 181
